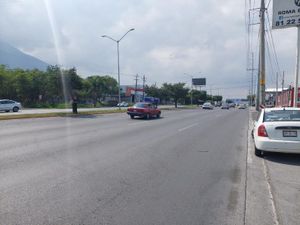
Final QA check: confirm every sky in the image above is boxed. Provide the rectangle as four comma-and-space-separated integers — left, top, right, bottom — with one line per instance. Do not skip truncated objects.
0, 0, 298, 99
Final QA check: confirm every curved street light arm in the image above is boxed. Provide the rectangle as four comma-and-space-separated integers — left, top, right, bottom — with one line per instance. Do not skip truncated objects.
118, 28, 135, 42
101, 35, 117, 42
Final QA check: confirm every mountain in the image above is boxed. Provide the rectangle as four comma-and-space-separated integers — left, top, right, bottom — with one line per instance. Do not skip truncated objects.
0, 41, 49, 71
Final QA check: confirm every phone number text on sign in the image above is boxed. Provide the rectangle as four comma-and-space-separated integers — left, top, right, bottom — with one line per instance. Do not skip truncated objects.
272, 0, 300, 29
275, 18, 300, 28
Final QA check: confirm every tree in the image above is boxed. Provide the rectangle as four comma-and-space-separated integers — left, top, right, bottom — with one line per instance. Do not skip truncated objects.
63, 67, 83, 99
84, 75, 118, 107
162, 83, 189, 108
100, 76, 118, 97
212, 95, 222, 102
145, 84, 164, 100
188, 90, 207, 104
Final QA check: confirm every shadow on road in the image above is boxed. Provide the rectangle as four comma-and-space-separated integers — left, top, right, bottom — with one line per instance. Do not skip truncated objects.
65, 114, 98, 119
264, 152, 300, 166
130, 117, 164, 120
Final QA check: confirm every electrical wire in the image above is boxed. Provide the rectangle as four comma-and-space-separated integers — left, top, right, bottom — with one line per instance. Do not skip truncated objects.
266, 10, 281, 73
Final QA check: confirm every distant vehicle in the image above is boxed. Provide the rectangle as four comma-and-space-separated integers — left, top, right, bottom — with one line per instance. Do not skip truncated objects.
229, 103, 236, 108
117, 101, 129, 107
253, 107, 300, 156
238, 104, 247, 109
127, 102, 161, 119
202, 102, 214, 110
221, 103, 230, 109
0, 99, 21, 112
215, 102, 222, 107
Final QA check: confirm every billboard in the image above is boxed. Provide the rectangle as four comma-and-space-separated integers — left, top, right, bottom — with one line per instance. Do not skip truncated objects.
192, 78, 206, 86
272, 0, 300, 29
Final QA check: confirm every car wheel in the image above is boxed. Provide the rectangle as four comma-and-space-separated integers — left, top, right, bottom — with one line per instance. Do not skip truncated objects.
130, 115, 134, 119
145, 114, 150, 120
255, 147, 264, 157
156, 113, 161, 118
12, 107, 19, 112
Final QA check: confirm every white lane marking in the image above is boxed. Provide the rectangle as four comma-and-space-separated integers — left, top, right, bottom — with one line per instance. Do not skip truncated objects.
262, 159, 280, 225
178, 123, 199, 132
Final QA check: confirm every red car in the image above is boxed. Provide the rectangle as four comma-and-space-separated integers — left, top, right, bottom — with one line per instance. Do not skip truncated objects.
127, 102, 161, 119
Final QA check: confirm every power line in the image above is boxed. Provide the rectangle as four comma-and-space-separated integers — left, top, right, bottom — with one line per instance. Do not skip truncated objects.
266, 10, 281, 73
266, 0, 271, 9
265, 35, 276, 84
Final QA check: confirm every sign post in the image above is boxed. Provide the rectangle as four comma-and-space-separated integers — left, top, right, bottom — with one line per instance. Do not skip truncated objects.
295, 26, 300, 107
273, 0, 300, 107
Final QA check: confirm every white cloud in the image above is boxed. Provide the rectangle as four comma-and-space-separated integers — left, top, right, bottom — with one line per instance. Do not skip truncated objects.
0, 0, 298, 98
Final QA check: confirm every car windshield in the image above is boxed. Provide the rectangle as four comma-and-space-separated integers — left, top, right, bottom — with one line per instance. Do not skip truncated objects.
134, 103, 149, 108
264, 110, 300, 122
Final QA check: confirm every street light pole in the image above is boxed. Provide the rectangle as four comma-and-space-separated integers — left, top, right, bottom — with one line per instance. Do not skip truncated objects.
101, 28, 135, 110
184, 73, 193, 105
117, 41, 121, 108
191, 78, 193, 105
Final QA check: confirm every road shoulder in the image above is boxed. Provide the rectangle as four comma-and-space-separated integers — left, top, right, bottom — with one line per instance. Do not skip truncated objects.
245, 108, 279, 225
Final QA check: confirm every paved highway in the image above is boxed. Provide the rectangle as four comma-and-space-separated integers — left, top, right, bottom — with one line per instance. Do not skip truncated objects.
0, 108, 249, 225
0, 105, 175, 116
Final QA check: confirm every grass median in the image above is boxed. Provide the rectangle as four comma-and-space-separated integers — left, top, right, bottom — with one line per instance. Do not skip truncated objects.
0, 106, 199, 120
0, 109, 127, 120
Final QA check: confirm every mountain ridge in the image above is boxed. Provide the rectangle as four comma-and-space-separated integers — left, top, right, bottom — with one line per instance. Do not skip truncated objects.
0, 41, 49, 71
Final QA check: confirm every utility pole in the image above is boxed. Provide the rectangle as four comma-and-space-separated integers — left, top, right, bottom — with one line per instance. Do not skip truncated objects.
282, 71, 285, 106
259, 0, 266, 108
294, 27, 300, 107
256, 55, 261, 111
276, 72, 278, 107
134, 74, 139, 103
247, 52, 255, 107
282, 71, 285, 91
142, 75, 146, 100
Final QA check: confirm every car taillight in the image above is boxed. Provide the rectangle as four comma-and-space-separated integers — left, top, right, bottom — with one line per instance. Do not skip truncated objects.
258, 124, 268, 137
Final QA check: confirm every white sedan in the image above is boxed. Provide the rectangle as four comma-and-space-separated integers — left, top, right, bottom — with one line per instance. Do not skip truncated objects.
0, 99, 22, 112
202, 102, 214, 110
253, 107, 300, 156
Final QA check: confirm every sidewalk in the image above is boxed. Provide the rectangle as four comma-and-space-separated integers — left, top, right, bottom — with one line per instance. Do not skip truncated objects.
245, 108, 300, 225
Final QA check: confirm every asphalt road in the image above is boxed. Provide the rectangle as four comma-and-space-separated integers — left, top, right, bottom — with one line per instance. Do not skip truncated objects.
0, 108, 249, 225
0, 105, 175, 116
